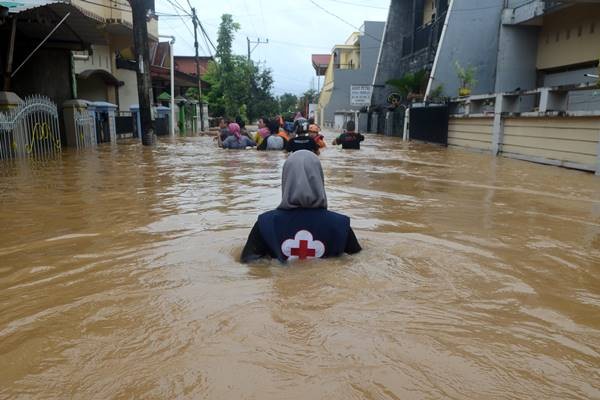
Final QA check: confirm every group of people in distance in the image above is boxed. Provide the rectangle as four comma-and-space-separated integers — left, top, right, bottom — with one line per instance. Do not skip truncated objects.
215, 112, 365, 154
211, 112, 366, 264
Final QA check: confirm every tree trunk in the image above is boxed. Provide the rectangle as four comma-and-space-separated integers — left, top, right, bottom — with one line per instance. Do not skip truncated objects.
130, 0, 154, 146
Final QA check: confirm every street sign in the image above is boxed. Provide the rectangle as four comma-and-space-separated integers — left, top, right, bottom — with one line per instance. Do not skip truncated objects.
350, 85, 372, 106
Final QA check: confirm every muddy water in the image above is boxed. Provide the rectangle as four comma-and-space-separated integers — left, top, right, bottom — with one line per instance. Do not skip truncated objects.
1, 132, 599, 399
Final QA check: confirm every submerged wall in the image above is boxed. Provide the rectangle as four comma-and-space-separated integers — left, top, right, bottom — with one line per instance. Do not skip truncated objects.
448, 115, 600, 173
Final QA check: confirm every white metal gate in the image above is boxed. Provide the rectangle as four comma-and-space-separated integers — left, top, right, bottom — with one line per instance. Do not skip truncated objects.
73, 108, 96, 149
0, 95, 61, 160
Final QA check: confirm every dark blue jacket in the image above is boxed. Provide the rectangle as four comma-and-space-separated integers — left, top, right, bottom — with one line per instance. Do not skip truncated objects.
241, 208, 361, 263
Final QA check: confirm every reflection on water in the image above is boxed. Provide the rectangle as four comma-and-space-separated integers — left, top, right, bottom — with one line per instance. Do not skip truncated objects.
1, 133, 599, 399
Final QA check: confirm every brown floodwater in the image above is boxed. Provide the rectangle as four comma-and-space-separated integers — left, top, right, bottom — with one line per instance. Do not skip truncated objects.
1, 132, 599, 399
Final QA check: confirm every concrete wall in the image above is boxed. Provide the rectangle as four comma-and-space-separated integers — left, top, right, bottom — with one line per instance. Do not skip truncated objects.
501, 117, 600, 171
429, 0, 504, 98
495, 25, 539, 93
115, 68, 138, 112
448, 117, 493, 151
321, 21, 385, 126
542, 67, 600, 112
537, 6, 600, 70
77, 75, 109, 102
447, 115, 600, 172
73, 45, 112, 74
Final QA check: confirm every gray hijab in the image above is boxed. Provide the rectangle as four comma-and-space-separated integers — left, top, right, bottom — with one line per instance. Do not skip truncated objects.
278, 150, 328, 210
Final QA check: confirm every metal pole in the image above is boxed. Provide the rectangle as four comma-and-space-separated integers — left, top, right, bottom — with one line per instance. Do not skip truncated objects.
170, 39, 175, 136
247, 37, 251, 65
191, 7, 203, 132
11, 12, 71, 78
159, 34, 176, 136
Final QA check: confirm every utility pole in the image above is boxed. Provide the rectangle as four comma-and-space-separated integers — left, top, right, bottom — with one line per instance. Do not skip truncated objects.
246, 37, 268, 65
191, 7, 204, 132
130, 0, 154, 145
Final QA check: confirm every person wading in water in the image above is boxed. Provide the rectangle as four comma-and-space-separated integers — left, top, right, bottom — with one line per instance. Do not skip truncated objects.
241, 150, 362, 263
332, 120, 365, 149
285, 119, 319, 154
222, 123, 256, 149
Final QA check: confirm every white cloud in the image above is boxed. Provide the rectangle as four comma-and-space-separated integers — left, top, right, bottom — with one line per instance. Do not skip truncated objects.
157, 0, 389, 95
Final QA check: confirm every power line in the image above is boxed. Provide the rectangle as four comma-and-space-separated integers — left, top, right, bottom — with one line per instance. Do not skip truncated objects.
323, 0, 387, 9
76, 0, 131, 13
198, 20, 217, 53
308, 0, 382, 43
163, 0, 189, 16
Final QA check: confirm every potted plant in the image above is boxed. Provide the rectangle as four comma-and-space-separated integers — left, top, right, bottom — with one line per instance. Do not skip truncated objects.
454, 61, 477, 97
386, 70, 428, 103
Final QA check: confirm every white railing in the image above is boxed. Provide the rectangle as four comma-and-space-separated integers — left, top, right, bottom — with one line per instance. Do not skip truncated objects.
0, 95, 61, 160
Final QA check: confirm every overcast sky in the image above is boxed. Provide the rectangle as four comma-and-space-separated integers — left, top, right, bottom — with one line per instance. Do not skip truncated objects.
156, 0, 389, 96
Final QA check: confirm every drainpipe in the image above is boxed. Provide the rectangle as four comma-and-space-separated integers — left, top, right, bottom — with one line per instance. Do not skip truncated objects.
424, 0, 455, 101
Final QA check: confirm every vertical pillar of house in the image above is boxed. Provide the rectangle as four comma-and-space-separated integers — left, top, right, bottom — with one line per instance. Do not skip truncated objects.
492, 94, 519, 156
596, 136, 600, 176
491, 94, 504, 156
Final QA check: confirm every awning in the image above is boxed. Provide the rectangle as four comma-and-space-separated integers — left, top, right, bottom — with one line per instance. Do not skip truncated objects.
77, 69, 124, 87
1, 1, 108, 47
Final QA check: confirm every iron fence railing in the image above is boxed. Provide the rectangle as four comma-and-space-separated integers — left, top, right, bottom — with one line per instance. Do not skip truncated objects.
73, 108, 96, 149
0, 95, 61, 160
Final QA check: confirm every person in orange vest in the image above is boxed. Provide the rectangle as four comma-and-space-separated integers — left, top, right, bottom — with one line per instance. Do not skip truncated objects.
308, 124, 326, 150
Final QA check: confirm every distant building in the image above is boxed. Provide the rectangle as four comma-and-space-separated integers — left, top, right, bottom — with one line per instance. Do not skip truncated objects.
151, 43, 212, 101
314, 21, 385, 129
173, 56, 212, 77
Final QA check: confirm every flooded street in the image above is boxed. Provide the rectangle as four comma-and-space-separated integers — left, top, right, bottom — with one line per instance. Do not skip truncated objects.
1, 132, 599, 399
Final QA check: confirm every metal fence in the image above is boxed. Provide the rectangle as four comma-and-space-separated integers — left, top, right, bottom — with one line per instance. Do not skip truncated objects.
73, 108, 96, 149
0, 95, 61, 160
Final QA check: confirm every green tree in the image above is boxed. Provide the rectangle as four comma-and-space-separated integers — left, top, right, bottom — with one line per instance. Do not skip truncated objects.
297, 88, 318, 115
202, 14, 279, 121
247, 64, 279, 121
278, 93, 298, 114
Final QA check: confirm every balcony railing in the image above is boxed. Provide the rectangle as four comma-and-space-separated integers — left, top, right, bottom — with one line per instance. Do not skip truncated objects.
334, 63, 359, 70
400, 12, 445, 58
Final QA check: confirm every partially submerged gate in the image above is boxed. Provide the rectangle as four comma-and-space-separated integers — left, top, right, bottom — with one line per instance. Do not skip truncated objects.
73, 108, 97, 149
0, 95, 61, 160
409, 104, 449, 145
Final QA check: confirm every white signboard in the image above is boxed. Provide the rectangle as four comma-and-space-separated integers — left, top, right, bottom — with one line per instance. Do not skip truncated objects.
350, 85, 372, 106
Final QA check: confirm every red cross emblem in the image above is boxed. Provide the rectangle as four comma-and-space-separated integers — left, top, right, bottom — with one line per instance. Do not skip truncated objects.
281, 230, 325, 261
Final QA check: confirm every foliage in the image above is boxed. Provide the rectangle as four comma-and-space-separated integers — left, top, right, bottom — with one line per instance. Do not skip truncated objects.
428, 85, 445, 102
247, 63, 279, 121
454, 61, 477, 89
278, 93, 298, 114
386, 70, 428, 98
184, 87, 202, 102
296, 88, 318, 114
201, 14, 278, 121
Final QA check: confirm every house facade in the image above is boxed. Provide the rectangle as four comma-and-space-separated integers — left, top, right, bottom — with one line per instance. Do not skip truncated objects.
427, 0, 600, 174
0, 0, 158, 113
316, 21, 385, 129
370, 0, 449, 111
